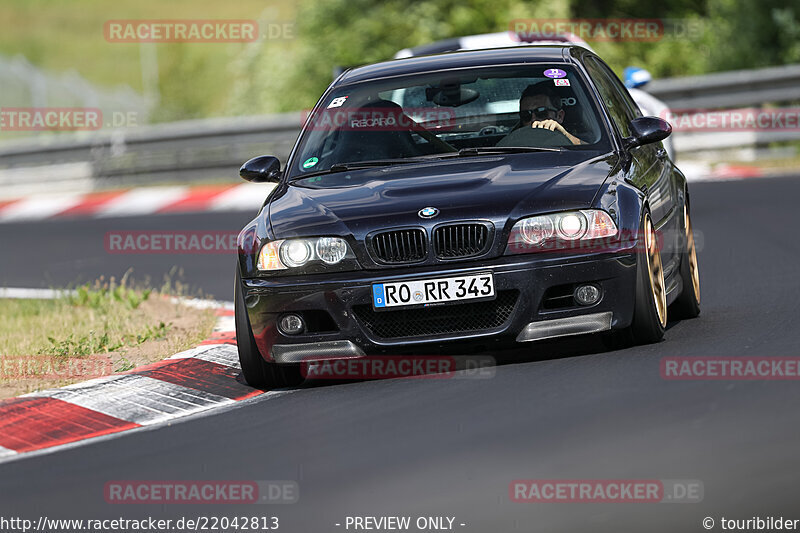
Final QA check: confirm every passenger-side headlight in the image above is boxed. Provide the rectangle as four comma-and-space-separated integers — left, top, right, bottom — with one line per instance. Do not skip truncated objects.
257, 237, 352, 271
507, 210, 617, 253
281, 240, 313, 267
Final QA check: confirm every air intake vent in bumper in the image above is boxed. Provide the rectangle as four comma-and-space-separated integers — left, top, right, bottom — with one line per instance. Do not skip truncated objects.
353, 290, 518, 339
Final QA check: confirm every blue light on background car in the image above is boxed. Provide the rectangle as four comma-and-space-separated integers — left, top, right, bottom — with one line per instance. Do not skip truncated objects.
623, 66, 652, 89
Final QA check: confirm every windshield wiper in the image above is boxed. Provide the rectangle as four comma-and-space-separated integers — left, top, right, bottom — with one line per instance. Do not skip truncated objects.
292, 158, 436, 180
292, 148, 563, 181
456, 146, 564, 156
328, 159, 433, 171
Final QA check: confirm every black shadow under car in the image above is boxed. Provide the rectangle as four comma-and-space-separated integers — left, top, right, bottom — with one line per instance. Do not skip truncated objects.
234, 45, 701, 389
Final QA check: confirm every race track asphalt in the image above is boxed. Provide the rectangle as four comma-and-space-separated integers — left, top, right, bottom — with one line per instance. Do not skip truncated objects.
1, 175, 799, 532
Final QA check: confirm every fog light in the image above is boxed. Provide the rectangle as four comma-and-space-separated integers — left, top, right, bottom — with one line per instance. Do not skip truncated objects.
574, 284, 601, 306
279, 313, 305, 335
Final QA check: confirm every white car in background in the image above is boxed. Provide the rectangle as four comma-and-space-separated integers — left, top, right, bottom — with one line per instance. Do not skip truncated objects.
622, 66, 674, 161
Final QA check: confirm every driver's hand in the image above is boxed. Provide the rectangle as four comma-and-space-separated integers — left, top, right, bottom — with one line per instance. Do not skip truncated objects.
530, 120, 581, 145
531, 119, 567, 135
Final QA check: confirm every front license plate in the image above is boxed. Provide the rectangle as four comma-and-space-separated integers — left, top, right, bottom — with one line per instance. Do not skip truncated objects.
372, 273, 495, 309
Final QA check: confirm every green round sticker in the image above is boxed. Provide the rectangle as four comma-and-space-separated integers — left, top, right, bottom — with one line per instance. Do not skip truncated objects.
302, 157, 319, 169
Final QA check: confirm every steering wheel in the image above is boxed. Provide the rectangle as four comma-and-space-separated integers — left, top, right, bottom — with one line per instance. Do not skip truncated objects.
496, 125, 572, 148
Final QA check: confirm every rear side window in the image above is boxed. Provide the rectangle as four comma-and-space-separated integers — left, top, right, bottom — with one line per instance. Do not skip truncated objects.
583, 57, 638, 138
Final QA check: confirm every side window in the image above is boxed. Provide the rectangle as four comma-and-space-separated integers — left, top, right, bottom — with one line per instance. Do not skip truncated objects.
583, 57, 638, 138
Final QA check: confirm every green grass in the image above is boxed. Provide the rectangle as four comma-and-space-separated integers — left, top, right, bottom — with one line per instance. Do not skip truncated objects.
0, 279, 158, 357
66, 282, 151, 311
0, 276, 216, 397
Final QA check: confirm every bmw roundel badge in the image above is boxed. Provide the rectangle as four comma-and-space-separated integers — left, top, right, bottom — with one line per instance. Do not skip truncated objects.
418, 207, 439, 219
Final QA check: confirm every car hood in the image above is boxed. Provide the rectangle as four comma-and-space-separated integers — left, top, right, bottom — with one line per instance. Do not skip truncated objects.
268, 152, 618, 239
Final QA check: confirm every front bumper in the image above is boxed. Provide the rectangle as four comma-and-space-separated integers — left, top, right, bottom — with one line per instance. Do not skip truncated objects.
242, 250, 638, 362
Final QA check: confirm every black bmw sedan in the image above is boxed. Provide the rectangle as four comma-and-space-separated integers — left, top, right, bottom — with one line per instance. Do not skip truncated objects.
234, 45, 700, 388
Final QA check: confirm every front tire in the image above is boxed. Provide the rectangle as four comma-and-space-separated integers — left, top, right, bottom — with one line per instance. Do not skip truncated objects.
235, 266, 303, 389
605, 211, 667, 348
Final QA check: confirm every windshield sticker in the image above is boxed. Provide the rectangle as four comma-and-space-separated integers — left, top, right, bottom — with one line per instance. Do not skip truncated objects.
544, 68, 567, 79
554, 79, 571, 87
302, 157, 319, 169
327, 96, 348, 109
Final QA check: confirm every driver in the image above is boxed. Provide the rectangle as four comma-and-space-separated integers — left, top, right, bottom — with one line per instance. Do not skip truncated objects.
518, 82, 583, 145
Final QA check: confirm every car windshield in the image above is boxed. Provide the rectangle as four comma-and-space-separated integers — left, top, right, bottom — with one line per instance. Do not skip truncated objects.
290, 64, 610, 180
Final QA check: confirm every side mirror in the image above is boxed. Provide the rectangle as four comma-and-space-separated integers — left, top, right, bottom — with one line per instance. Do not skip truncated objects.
624, 117, 671, 150
240, 155, 282, 183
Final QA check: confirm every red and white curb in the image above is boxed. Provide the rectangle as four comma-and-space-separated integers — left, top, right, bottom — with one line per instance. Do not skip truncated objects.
0, 182, 275, 223
680, 162, 798, 182
0, 304, 287, 463
0, 165, 786, 224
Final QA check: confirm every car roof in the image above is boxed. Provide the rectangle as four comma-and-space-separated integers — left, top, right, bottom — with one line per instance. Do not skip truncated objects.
393, 32, 594, 59
336, 45, 586, 85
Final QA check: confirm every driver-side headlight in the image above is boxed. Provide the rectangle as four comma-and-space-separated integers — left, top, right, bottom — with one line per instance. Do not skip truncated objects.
257, 237, 352, 271
315, 237, 349, 264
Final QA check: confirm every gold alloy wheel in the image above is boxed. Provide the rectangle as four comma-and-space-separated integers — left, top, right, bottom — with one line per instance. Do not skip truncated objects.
645, 214, 668, 328
684, 205, 700, 304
